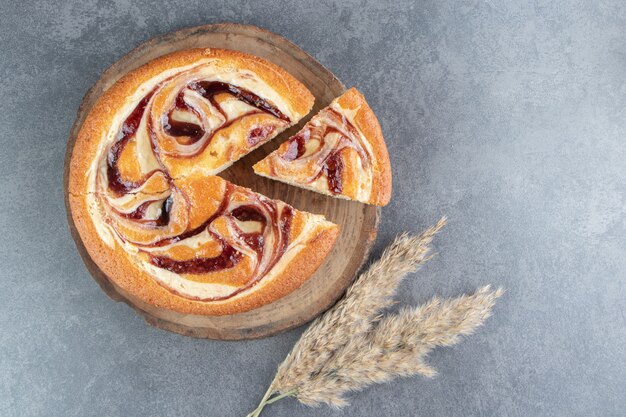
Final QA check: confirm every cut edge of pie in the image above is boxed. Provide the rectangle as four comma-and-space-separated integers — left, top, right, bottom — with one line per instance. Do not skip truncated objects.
253, 88, 392, 206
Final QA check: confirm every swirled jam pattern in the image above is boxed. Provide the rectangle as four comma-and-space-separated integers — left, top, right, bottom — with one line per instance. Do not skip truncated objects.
84, 59, 323, 301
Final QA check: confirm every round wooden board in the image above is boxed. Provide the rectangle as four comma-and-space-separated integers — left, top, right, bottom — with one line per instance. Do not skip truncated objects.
64, 23, 380, 340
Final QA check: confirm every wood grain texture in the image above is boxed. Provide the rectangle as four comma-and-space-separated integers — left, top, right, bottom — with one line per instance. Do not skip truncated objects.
64, 23, 380, 340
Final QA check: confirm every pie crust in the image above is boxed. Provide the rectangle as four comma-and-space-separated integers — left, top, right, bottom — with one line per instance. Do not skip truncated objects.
68, 48, 340, 316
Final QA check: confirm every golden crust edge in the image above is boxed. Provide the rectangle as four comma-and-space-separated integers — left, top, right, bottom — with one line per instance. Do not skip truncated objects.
336, 87, 392, 206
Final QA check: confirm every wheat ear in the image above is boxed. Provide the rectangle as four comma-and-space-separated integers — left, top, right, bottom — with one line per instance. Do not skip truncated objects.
246, 219, 446, 416
245, 219, 502, 416
294, 285, 503, 406
272, 218, 446, 394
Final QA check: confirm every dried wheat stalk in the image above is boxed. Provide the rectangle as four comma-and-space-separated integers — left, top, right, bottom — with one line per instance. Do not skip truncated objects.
294, 285, 503, 407
246, 218, 503, 416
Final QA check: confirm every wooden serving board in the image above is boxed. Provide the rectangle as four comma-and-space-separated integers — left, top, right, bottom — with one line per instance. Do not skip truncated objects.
64, 23, 379, 340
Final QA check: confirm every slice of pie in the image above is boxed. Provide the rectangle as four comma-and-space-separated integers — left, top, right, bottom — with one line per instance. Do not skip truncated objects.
253, 88, 392, 206
68, 48, 339, 316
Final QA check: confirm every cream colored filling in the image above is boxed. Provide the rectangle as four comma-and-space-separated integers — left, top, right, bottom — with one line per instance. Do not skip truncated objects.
135, 110, 162, 175
219, 96, 259, 120
303, 138, 321, 156
107, 189, 170, 212
139, 229, 214, 253
170, 109, 200, 124
181, 89, 224, 132
86, 193, 116, 248
142, 200, 165, 220
141, 261, 240, 299
234, 219, 264, 234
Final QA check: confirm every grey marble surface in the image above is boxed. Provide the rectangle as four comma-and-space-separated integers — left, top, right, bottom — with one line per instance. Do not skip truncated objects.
1, 0, 625, 416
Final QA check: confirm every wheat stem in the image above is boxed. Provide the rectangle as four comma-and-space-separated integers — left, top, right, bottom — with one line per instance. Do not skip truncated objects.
245, 384, 275, 417
246, 389, 296, 417
265, 390, 296, 405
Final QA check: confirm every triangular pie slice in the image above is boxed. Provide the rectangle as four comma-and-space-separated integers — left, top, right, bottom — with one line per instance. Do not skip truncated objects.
68, 48, 340, 316
253, 88, 392, 206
